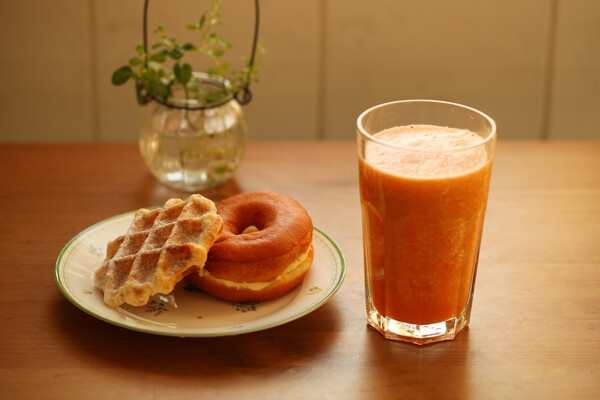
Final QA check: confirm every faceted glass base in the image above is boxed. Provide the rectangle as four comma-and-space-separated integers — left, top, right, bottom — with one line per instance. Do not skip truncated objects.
366, 301, 471, 345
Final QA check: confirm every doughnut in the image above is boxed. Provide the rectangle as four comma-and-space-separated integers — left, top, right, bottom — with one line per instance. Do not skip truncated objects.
187, 191, 314, 302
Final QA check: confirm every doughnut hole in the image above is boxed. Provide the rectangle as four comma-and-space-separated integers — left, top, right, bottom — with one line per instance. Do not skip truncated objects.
225, 201, 275, 235
242, 225, 259, 234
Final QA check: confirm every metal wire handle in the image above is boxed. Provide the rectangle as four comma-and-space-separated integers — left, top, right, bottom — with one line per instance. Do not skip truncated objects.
142, 0, 260, 110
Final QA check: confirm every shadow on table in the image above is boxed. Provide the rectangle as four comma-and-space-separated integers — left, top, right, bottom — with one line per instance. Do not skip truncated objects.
353, 324, 473, 397
133, 172, 247, 208
52, 291, 342, 378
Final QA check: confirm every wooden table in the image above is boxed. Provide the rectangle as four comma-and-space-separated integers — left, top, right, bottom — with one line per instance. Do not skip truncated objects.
1, 141, 599, 399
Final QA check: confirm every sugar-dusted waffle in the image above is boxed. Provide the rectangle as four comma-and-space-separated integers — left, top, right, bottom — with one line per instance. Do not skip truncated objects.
94, 194, 223, 307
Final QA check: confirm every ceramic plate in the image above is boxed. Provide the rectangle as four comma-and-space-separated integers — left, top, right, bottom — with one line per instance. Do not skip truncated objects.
55, 211, 346, 337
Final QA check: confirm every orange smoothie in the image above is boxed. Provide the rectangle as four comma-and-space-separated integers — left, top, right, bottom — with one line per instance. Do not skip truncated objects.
359, 125, 493, 325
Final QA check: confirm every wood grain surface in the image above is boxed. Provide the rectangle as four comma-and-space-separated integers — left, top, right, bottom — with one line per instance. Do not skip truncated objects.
0, 141, 598, 399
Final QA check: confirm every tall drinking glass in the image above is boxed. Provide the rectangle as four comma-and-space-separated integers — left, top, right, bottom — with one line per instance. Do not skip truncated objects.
357, 100, 496, 344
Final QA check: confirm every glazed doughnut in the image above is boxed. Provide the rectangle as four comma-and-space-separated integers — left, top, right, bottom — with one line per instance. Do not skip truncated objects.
187, 191, 314, 302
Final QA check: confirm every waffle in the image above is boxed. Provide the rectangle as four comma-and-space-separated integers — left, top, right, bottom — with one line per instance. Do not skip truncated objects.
94, 194, 223, 307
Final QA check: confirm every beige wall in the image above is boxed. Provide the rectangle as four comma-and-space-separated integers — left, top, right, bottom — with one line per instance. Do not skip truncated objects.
0, 0, 599, 142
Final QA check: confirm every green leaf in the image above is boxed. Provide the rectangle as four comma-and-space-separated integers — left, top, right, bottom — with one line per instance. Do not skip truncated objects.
212, 48, 224, 57
111, 66, 132, 85
135, 45, 145, 56
182, 43, 196, 51
198, 15, 206, 28
129, 57, 143, 66
186, 24, 198, 30
210, 32, 231, 49
146, 78, 170, 100
142, 68, 158, 80
149, 50, 168, 62
156, 67, 172, 79
169, 47, 185, 60
174, 63, 192, 85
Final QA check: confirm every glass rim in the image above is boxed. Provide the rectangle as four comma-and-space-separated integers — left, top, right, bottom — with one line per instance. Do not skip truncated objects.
357, 99, 497, 153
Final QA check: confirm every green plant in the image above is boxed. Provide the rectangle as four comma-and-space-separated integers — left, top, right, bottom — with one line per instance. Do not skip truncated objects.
111, 0, 262, 107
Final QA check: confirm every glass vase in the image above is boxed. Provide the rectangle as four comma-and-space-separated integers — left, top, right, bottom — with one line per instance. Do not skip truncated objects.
139, 94, 248, 191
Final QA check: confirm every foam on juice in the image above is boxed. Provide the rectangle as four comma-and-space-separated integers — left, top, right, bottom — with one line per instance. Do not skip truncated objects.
366, 125, 488, 179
